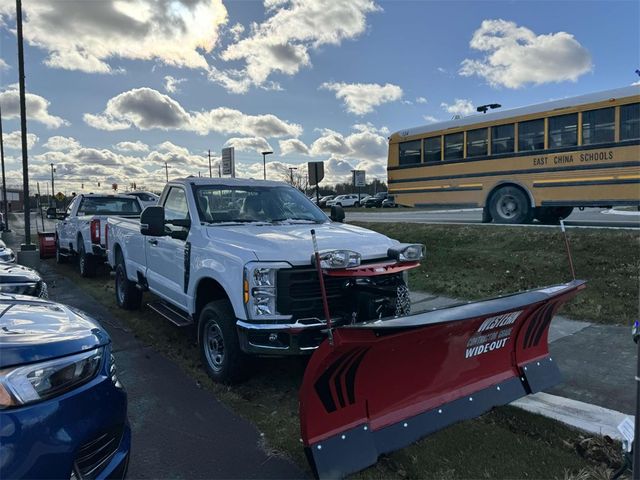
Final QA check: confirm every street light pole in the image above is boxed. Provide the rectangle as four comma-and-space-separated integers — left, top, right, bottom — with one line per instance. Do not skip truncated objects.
50, 163, 55, 206
0, 104, 9, 232
208, 149, 212, 178
165, 162, 169, 183
261, 151, 273, 180
16, 0, 33, 250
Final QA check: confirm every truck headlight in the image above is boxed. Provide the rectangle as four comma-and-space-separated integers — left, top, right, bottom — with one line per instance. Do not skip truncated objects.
0, 250, 16, 263
387, 243, 426, 262
312, 250, 361, 269
243, 262, 291, 320
0, 347, 104, 409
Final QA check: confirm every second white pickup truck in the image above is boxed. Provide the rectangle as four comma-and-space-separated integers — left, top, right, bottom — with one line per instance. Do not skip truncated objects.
107, 178, 424, 383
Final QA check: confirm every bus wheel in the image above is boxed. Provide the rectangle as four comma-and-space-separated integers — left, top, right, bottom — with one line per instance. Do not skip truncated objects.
535, 206, 574, 224
489, 186, 532, 224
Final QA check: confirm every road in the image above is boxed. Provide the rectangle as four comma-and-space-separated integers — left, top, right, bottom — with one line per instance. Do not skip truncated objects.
346, 207, 640, 229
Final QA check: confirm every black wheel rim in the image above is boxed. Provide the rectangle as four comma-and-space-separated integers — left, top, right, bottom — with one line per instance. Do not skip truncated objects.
203, 320, 225, 373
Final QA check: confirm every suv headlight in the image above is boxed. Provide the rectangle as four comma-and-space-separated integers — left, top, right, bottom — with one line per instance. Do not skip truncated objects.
0, 250, 16, 263
243, 262, 291, 320
312, 250, 361, 269
387, 243, 425, 262
0, 347, 104, 409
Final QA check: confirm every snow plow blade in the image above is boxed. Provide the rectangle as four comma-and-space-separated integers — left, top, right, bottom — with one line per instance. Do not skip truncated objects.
299, 280, 586, 479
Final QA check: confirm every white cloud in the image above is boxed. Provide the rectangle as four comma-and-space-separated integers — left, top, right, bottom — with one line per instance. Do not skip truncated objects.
43, 136, 80, 151
0, 58, 9, 70
279, 138, 310, 156
115, 141, 150, 152
320, 82, 403, 115
164, 75, 186, 94
228, 22, 245, 42
0, 86, 68, 128
213, 0, 381, 93
0, 0, 228, 74
224, 136, 273, 154
422, 115, 438, 124
459, 19, 592, 88
3, 131, 38, 149
84, 87, 302, 137
415, 97, 427, 104
441, 99, 475, 117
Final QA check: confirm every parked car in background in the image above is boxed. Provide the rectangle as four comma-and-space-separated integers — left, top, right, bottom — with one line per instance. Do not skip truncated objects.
326, 194, 365, 208
127, 191, 159, 209
0, 263, 48, 297
55, 193, 143, 277
0, 240, 16, 264
382, 196, 398, 208
364, 192, 388, 208
318, 195, 334, 208
0, 294, 130, 478
0, 212, 5, 231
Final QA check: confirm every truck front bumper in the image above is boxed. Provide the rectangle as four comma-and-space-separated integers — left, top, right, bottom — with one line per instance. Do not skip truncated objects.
236, 319, 332, 355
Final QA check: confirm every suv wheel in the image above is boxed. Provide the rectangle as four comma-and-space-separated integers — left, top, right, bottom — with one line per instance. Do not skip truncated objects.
199, 300, 250, 384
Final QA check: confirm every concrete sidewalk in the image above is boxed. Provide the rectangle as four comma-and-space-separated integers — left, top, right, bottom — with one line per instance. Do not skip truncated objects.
13, 241, 304, 478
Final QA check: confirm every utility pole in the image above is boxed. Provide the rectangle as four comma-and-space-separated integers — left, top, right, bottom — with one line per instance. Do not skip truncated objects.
208, 149, 212, 178
0, 103, 9, 232
165, 162, 168, 183
261, 151, 273, 180
16, 0, 33, 251
288, 167, 298, 186
50, 163, 55, 206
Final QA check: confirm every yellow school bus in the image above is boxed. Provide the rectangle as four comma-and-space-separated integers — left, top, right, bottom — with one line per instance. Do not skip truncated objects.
387, 86, 640, 223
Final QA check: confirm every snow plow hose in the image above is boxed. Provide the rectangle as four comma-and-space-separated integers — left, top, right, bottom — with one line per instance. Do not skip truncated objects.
299, 280, 586, 479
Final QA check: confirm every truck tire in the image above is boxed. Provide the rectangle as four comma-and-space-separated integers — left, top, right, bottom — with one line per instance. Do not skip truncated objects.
199, 300, 250, 384
115, 262, 142, 310
55, 238, 67, 264
78, 241, 97, 278
488, 186, 533, 224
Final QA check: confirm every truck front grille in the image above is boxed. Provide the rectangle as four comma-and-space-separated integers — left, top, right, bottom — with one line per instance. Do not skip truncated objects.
276, 268, 350, 319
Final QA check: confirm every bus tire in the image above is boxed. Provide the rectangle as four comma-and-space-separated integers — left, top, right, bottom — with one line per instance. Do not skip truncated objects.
536, 206, 574, 224
489, 186, 533, 224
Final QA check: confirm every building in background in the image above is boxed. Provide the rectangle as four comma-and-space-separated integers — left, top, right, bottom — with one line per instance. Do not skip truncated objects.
0, 187, 24, 211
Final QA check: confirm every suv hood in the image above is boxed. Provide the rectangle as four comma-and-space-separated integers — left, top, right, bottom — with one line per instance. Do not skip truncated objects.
0, 263, 41, 284
0, 295, 109, 368
206, 222, 399, 265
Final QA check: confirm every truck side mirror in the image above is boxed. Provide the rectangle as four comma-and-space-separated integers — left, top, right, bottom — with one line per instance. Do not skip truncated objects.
330, 205, 345, 223
141, 206, 166, 236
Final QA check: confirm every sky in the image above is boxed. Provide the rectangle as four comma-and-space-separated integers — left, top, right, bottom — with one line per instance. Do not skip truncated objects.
0, 0, 638, 194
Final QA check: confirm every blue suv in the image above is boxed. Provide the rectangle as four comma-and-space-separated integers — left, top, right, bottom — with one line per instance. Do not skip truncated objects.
0, 294, 130, 478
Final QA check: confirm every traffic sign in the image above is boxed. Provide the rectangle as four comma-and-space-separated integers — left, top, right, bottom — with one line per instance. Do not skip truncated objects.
221, 147, 235, 177
308, 161, 324, 186
55, 192, 65, 202
353, 170, 366, 187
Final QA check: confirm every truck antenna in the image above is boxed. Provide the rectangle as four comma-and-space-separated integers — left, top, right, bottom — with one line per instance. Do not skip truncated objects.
560, 219, 576, 280
311, 229, 334, 346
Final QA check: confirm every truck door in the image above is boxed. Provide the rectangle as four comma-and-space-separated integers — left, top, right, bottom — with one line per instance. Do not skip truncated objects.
146, 186, 189, 308
58, 196, 78, 250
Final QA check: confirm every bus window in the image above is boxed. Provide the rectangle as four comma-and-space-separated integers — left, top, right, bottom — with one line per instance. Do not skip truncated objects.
399, 140, 421, 165
620, 103, 640, 141
491, 124, 514, 154
424, 137, 441, 162
444, 133, 464, 160
548, 113, 578, 148
466, 128, 488, 157
518, 119, 544, 151
582, 107, 614, 145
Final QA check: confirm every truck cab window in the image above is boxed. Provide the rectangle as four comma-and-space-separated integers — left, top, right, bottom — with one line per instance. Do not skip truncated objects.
163, 187, 190, 236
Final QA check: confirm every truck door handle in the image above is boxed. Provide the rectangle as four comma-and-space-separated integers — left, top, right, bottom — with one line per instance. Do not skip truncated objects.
148, 239, 158, 246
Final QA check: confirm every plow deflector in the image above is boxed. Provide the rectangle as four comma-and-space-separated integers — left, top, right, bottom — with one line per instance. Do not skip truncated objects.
299, 280, 586, 478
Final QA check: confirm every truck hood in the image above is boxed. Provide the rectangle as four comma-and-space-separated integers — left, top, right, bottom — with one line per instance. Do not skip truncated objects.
0, 295, 109, 368
205, 222, 399, 265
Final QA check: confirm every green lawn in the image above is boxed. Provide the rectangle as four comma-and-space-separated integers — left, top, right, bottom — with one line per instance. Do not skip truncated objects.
354, 222, 640, 325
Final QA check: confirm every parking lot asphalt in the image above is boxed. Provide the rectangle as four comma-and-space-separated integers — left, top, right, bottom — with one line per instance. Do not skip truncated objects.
28, 247, 304, 479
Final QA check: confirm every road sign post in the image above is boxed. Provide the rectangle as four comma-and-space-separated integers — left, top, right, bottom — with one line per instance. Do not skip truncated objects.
352, 170, 366, 203
308, 161, 324, 204
222, 147, 235, 177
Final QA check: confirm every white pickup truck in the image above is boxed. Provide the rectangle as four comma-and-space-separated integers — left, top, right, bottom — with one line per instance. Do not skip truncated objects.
55, 193, 143, 277
106, 178, 424, 383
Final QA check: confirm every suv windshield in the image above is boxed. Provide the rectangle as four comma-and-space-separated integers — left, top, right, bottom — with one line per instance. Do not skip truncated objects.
77, 197, 142, 215
195, 185, 328, 224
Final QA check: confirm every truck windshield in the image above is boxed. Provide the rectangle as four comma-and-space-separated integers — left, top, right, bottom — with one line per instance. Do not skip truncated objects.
77, 197, 142, 215
194, 185, 328, 224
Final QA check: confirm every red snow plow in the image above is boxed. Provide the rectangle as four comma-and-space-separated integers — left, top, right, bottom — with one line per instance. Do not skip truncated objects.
299, 280, 586, 478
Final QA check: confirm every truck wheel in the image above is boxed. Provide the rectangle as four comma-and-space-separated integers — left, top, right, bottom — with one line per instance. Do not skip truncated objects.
199, 300, 249, 384
78, 242, 96, 278
55, 238, 67, 264
115, 262, 142, 310
488, 186, 532, 224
